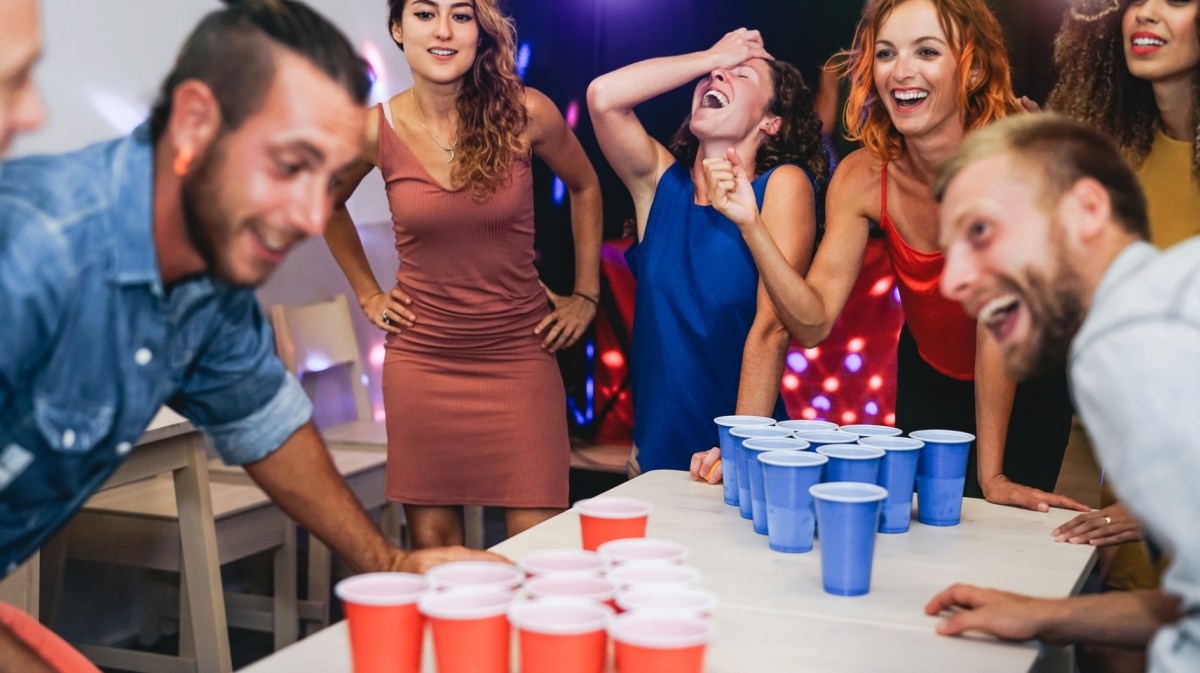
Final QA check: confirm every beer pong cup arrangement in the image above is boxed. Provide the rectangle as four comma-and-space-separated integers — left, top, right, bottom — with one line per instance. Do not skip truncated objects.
508, 598, 613, 673
713, 415, 776, 505
519, 548, 610, 578
816, 444, 886, 484
741, 437, 810, 535
335, 572, 429, 673
839, 423, 904, 437
910, 430, 976, 526
859, 436, 924, 533
575, 497, 653, 551
810, 482, 888, 596
757, 450, 828, 553
793, 429, 861, 449
525, 574, 619, 610
615, 585, 718, 619
598, 537, 688, 565
418, 587, 515, 673
729, 425, 794, 520
609, 612, 716, 673
425, 560, 524, 592
776, 419, 838, 433
608, 561, 703, 591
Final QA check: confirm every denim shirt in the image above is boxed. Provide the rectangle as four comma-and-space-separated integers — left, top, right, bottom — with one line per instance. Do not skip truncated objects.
1069, 239, 1200, 673
0, 124, 312, 574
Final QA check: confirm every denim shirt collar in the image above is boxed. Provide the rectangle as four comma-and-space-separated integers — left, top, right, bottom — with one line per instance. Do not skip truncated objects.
111, 122, 163, 294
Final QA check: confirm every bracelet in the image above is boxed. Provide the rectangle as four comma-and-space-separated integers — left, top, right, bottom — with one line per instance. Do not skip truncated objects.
573, 291, 599, 307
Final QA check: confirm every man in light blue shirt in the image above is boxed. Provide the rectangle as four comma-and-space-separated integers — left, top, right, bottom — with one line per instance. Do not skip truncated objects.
0, 3, 498, 670
927, 114, 1197, 672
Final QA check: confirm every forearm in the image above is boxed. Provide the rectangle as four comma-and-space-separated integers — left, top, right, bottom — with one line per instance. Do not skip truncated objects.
0, 625, 56, 673
588, 51, 720, 115
1038, 591, 1181, 647
734, 323, 791, 416
974, 327, 1016, 487
244, 423, 397, 574
568, 183, 603, 298
741, 217, 833, 346
324, 207, 385, 306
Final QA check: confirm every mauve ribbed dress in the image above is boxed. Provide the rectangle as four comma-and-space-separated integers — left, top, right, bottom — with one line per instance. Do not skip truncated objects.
375, 104, 569, 508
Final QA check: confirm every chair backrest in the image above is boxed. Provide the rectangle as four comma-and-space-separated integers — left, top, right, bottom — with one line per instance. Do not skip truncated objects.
269, 295, 372, 423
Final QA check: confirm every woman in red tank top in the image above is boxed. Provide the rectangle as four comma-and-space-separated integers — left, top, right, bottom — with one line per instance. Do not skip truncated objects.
695, 0, 1088, 514
322, 0, 602, 548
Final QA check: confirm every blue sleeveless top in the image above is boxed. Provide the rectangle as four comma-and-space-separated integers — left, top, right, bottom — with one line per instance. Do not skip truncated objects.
626, 162, 800, 471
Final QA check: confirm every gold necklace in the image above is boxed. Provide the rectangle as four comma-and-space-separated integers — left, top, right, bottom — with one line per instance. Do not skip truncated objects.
411, 89, 458, 163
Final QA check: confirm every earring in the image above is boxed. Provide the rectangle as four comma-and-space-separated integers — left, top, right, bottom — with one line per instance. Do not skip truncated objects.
173, 145, 194, 177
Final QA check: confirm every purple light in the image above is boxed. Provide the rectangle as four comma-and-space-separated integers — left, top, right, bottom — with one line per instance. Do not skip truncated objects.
565, 100, 580, 129
787, 352, 808, 373
844, 353, 863, 373
865, 401, 879, 416
553, 177, 566, 206
892, 287, 902, 304
516, 42, 532, 79
812, 395, 832, 411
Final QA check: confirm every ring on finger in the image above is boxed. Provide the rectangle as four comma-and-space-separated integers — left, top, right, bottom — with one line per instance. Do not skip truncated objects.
1102, 516, 1112, 526
380, 308, 390, 323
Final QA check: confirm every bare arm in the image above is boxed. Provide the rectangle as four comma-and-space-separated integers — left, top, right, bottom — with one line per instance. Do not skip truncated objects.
974, 326, 1088, 512
323, 105, 416, 334
244, 423, 506, 573
0, 627, 57, 673
587, 28, 772, 235
525, 88, 603, 353
927, 584, 1180, 648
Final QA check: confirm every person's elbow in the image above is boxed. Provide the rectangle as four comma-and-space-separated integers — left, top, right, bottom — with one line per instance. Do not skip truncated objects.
586, 77, 617, 117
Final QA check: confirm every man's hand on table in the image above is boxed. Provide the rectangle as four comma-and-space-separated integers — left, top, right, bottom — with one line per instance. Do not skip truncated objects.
689, 447, 723, 484
388, 547, 512, 574
925, 583, 1060, 642
1052, 503, 1142, 546
982, 474, 1090, 513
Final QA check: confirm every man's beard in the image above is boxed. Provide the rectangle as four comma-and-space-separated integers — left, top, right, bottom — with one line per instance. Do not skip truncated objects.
179, 138, 258, 288
1005, 245, 1087, 380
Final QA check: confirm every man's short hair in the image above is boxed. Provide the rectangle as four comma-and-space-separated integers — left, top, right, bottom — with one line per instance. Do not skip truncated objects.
934, 113, 1151, 240
149, 0, 371, 142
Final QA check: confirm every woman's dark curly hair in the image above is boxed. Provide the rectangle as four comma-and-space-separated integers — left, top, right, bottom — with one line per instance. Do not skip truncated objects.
668, 60, 830, 195
1047, 0, 1200, 182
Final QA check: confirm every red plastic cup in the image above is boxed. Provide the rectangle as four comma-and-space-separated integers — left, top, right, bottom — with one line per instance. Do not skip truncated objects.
426, 561, 524, 592
614, 585, 718, 619
609, 612, 716, 673
596, 537, 688, 565
509, 598, 613, 673
519, 549, 610, 578
419, 588, 514, 673
575, 497, 653, 551
607, 562, 703, 592
334, 572, 429, 673
525, 574, 619, 610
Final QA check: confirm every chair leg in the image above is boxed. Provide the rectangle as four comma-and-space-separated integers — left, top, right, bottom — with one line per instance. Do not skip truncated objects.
273, 524, 298, 649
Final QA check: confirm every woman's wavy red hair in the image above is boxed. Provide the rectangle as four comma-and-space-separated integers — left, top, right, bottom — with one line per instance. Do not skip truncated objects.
832, 0, 1020, 161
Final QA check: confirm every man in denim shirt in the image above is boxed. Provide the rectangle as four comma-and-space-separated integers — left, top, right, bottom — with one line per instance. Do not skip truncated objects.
0, 3, 498, 670
928, 115, 1197, 672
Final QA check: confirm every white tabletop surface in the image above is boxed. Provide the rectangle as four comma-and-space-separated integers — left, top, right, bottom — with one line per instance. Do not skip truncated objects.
240, 470, 1097, 673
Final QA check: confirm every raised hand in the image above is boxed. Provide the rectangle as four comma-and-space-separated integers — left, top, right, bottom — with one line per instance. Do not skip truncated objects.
707, 28, 774, 69
703, 147, 760, 229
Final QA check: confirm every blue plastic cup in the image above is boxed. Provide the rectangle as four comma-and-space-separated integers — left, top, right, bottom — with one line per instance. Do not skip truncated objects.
858, 436, 924, 534
793, 430, 860, 450
741, 438, 810, 535
815, 445, 885, 484
809, 482, 888, 596
776, 420, 838, 433
730, 426, 793, 520
910, 430, 975, 526
714, 416, 775, 506
839, 424, 903, 438
758, 451, 828, 553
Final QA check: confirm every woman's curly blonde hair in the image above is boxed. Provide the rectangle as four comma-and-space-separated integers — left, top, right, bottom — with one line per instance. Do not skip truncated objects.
831, 0, 1020, 162
389, 0, 528, 199
1046, 0, 1200, 182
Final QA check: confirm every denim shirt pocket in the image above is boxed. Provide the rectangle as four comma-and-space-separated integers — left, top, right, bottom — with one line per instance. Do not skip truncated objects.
33, 395, 115, 454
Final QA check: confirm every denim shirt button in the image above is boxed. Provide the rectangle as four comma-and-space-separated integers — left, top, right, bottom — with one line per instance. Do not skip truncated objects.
135, 348, 153, 366
62, 429, 76, 449
116, 442, 133, 456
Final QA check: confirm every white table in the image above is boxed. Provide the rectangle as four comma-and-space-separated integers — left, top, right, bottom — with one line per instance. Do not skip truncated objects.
241, 470, 1097, 673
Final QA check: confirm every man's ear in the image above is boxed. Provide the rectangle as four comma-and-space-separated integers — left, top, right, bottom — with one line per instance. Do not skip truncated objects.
167, 80, 222, 160
1060, 177, 1113, 245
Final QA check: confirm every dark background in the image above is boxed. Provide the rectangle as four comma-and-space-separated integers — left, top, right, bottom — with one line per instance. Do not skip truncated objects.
507, 0, 1074, 291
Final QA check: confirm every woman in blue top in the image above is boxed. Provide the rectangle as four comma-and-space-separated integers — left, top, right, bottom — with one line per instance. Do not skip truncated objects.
587, 29, 828, 476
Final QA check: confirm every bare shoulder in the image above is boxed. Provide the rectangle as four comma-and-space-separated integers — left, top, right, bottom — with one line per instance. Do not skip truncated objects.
832, 149, 883, 190
762, 163, 816, 199
827, 149, 882, 217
